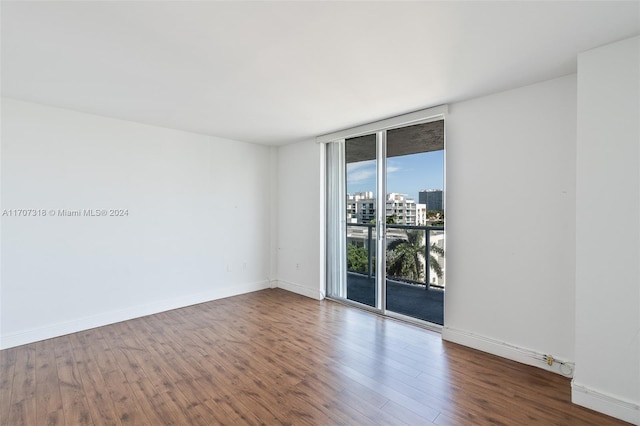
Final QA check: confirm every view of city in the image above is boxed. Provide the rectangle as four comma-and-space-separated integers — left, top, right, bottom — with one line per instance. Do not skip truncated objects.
344, 156, 445, 316
346, 190, 443, 226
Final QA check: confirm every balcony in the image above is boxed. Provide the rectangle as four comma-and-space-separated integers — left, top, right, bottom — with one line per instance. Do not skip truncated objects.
347, 273, 444, 324
345, 223, 445, 325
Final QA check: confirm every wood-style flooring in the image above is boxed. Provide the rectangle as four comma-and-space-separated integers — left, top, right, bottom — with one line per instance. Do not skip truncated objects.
0, 289, 629, 425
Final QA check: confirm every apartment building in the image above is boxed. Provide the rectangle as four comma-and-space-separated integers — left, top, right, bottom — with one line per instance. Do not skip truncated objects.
347, 192, 419, 225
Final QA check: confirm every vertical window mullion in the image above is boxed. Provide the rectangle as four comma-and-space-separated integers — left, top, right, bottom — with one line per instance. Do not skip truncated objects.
376, 130, 387, 311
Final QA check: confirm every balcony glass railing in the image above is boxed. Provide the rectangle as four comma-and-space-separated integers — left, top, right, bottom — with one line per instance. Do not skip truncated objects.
346, 223, 445, 289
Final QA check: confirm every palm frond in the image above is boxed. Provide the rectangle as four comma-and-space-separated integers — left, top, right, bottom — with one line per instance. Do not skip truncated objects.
429, 254, 444, 279
429, 243, 444, 257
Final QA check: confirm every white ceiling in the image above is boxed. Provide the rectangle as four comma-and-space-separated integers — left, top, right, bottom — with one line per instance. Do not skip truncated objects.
2, 1, 639, 145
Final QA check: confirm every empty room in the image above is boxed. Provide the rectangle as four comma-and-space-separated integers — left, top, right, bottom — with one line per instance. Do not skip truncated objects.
1, 1, 639, 425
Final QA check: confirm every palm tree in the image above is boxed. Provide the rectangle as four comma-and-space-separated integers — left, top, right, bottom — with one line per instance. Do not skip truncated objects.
386, 230, 444, 284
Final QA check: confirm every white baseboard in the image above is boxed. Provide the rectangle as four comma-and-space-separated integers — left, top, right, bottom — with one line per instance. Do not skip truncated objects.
0, 280, 270, 350
276, 279, 324, 300
442, 326, 575, 377
572, 382, 640, 425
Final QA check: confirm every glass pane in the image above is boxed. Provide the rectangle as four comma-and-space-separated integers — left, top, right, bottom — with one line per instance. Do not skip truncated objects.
345, 134, 377, 308
385, 121, 445, 325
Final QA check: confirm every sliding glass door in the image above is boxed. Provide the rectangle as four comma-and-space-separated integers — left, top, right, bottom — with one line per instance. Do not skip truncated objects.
325, 107, 446, 326
384, 122, 445, 324
344, 132, 379, 307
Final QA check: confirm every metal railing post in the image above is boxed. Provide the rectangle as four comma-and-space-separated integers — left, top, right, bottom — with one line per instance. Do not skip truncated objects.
367, 224, 373, 278
425, 229, 431, 291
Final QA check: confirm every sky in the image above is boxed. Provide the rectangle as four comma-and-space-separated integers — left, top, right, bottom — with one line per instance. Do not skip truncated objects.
346, 150, 444, 202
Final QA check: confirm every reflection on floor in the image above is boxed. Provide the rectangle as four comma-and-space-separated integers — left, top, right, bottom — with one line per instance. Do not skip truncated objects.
346, 272, 444, 325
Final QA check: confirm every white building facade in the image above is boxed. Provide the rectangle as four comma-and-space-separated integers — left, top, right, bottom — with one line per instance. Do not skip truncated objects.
347, 192, 419, 225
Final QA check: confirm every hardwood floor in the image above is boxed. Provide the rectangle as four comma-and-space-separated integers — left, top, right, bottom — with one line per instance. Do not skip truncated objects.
0, 289, 629, 425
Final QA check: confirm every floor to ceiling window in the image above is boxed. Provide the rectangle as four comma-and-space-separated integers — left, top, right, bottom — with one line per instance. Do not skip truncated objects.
322, 106, 446, 327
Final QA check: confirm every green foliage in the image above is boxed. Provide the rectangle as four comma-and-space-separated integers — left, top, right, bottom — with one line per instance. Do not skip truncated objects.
387, 230, 424, 282
347, 243, 369, 273
386, 230, 444, 283
428, 243, 444, 280
426, 210, 445, 226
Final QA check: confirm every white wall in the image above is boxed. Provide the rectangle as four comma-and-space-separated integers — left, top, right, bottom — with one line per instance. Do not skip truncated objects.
574, 36, 640, 424
442, 75, 578, 374
275, 139, 324, 300
0, 98, 273, 349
